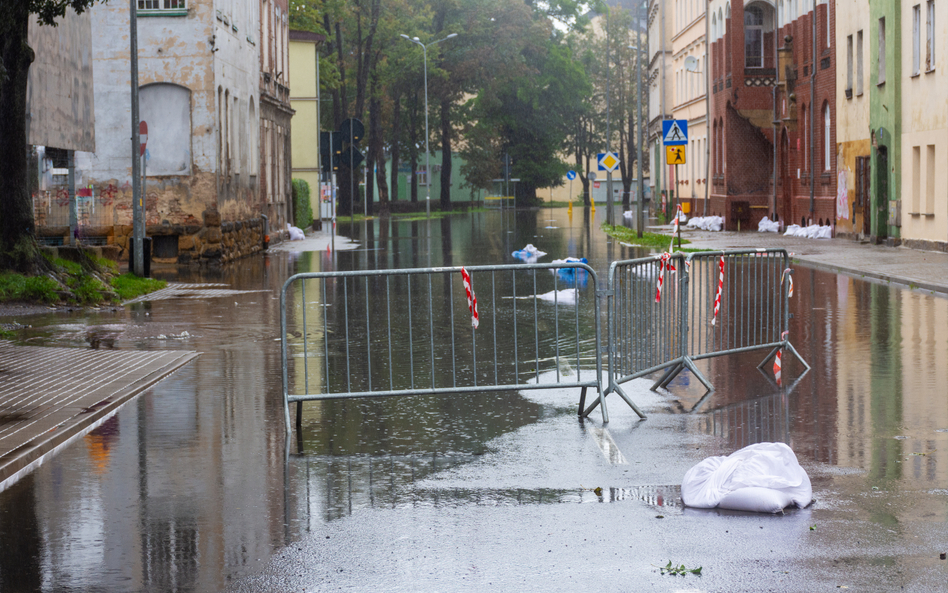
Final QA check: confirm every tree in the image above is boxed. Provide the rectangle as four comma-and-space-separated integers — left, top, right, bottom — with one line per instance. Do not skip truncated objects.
0, 0, 104, 272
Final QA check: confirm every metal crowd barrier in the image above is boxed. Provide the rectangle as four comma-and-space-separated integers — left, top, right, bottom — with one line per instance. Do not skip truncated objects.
280, 262, 607, 431
281, 249, 809, 431
594, 248, 809, 418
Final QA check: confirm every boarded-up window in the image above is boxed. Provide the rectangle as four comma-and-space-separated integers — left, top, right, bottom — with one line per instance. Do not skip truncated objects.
140, 83, 191, 175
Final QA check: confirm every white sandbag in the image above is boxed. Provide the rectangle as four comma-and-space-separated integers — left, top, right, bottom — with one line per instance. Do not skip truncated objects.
681, 442, 812, 513
286, 223, 305, 241
718, 486, 795, 513
686, 216, 724, 231
512, 244, 547, 261
814, 225, 832, 239
783, 224, 802, 237
758, 217, 780, 233
527, 289, 577, 305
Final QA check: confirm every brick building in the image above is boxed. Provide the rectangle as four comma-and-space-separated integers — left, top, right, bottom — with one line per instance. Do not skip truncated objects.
708, 0, 836, 230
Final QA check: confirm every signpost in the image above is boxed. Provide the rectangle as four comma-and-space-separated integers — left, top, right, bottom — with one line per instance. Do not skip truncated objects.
140, 121, 148, 228
662, 120, 688, 232
566, 170, 576, 214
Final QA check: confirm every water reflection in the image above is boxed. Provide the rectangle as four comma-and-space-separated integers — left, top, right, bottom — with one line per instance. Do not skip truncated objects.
0, 207, 946, 591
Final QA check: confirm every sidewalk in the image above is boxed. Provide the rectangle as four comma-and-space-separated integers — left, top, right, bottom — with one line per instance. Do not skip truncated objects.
0, 342, 198, 492
674, 227, 948, 295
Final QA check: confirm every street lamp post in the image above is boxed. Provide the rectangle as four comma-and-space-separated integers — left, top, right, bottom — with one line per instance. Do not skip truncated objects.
400, 32, 457, 218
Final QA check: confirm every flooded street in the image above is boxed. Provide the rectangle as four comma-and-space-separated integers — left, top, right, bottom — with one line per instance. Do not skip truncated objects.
1, 208, 947, 591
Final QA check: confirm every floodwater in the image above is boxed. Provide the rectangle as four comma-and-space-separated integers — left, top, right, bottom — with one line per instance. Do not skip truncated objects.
1, 206, 947, 591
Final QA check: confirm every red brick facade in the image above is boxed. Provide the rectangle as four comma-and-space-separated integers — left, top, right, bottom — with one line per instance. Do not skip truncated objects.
710, 1, 836, 231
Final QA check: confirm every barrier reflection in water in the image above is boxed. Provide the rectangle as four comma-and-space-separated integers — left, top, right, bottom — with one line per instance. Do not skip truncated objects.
285, 453, 682, 529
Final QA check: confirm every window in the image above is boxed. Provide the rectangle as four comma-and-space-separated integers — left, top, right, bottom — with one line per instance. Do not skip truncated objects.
878, 17, 886, 84
927, 0, 935, 71
846, 35, 853, 95
712, 14, 717, 40
912, 145, 921, 213
139, 84, 192, 175
745, 6, 765, 68
913, 5, 921, 76
856, 30, 864, 95
926, 145, 935, 214
137, 0, 186, 12
801, 105, 807, 171
826, 0, 831, 48
823, 104, 831, 171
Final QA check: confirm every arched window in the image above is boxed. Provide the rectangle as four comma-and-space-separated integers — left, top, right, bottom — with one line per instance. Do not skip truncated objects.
823, 103, 832, 170
778, 0, 784, 27
712, 13, 717, 40
720, 8, 726, 36
745, 6, 765, 67
140, 83, 192, 175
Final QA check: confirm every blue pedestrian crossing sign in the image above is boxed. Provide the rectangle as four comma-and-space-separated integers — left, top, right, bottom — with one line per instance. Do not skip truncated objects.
662, 120, 688, 145
566, 170, 577, 180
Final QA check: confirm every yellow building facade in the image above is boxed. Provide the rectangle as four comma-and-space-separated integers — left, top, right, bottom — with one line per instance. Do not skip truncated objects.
289, 30, 323, 217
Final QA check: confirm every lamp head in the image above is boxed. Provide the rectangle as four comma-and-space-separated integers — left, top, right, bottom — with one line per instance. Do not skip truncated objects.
400, 34, 410, 40
446, 33, 458, 39
413, 36, 420, 42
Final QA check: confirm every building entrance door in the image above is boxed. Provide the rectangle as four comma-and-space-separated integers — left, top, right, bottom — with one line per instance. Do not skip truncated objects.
876, 146, 888, 241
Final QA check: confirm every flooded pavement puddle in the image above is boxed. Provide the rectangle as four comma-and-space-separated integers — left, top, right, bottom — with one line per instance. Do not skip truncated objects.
1, 208, 947, 591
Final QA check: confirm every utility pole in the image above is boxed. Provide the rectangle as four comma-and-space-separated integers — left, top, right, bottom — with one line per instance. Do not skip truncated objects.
129, 0, 144, 277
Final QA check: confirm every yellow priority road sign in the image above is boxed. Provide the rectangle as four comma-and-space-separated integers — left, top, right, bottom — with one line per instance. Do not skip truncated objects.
666, 145, 686, 165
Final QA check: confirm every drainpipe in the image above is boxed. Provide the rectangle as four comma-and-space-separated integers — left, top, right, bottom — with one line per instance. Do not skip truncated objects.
660, 0, 667, 211
772, 13, 779, 221
704, 4, 710, 216
809, 0, 816, 218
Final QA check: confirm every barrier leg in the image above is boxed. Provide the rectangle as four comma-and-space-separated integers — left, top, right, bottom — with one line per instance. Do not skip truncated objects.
682, 357, 714, 393
652, 362, 683, 391
612, 383, 647, 419
578, 386, 587, 417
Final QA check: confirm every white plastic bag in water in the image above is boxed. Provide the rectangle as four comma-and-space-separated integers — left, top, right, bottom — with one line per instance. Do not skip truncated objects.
681, 442, 812, 513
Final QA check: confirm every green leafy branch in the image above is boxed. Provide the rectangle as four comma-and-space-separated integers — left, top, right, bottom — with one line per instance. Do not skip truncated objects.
657, 560, 702, 576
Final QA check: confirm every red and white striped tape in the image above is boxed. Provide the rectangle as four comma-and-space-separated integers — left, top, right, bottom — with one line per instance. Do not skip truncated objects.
773, 348, 782, 386
655, 252, 676, 303
781, 268, 794, 298
669, 204, 684, 251
461, 267, 479, 329
711, 255, 725, 326
773, 330, 789, 386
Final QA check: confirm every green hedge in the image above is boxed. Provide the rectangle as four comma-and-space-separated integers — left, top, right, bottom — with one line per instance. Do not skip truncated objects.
292, 179, 314, 230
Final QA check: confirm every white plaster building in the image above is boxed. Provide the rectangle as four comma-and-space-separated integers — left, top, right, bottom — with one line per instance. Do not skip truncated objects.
72, 0, 270, 265
648, 0, 675, 212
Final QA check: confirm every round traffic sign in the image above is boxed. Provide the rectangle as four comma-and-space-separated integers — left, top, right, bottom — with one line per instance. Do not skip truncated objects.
566, 170, 576, 180
588, 171, 597, 181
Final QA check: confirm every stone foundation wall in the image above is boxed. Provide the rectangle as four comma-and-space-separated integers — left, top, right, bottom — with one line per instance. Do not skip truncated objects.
40, 210, 267, 266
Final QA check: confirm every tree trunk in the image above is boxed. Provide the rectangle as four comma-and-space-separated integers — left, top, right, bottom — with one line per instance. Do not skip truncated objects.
0, 2, 40, 272
389, 91, 401, 202
439, 97, 452, 210
368, 76, 387, 212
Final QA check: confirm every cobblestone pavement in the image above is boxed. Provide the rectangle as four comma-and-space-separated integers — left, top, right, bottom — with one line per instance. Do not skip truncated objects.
672, 227, 948, 295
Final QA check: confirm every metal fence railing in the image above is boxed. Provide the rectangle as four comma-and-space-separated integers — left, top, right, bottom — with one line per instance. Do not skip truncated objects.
280, 262, 611, 430
281, 249, 809, 432
594, 248, 809, 418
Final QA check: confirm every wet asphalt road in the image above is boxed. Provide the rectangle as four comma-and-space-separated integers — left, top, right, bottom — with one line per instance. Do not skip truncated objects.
1, 206, 947, 592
